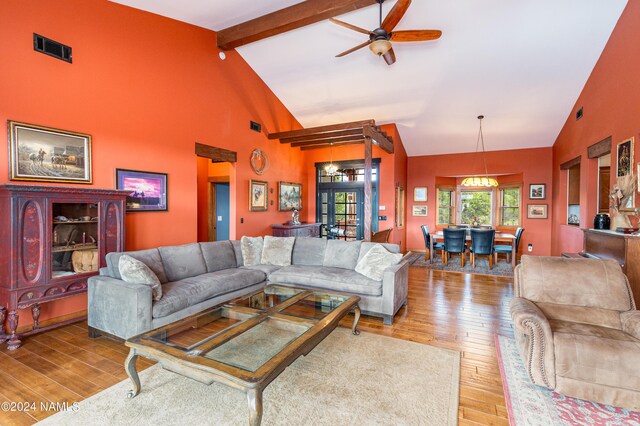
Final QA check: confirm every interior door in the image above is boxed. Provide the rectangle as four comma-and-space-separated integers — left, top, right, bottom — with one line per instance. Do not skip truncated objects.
319, 189, 364, 240
215, 183, 230, 241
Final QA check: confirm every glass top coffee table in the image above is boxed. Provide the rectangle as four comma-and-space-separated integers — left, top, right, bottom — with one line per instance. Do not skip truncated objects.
125, 285, 361, 425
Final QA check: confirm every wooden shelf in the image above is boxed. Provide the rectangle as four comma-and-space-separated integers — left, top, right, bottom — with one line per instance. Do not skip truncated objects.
53, 220, 98, 225
52, 243, 98, 253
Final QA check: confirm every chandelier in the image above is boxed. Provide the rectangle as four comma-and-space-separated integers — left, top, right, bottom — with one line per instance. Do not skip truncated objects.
325, 143, 338, 176
461, 115, 498, 187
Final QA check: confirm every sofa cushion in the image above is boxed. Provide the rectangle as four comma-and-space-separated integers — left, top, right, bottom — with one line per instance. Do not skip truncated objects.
241, 236, 263, 267
269, 265, 382, 296
152, 268, 266, 318
292, 237, 327, 266
159, 243, 207, 282
355, 244, 403, 281
358, 242, 400, 263
323, 240, 362, 270
552, 319, 640, 391
105, 248, 168, 283
261, 236, 295, 266
200, 241, 237, 272
119, 255, 163, 301
241, 264, 282, 276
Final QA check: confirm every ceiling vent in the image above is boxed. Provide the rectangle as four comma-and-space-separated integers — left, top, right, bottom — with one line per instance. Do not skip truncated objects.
250, 121, 262, 133
33, 33, 72, 63
576, 107, 583, 121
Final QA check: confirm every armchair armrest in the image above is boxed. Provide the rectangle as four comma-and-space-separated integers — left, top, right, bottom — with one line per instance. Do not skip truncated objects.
621, 311, 640, 340
88, 275, 153, 340
509, 297, 556, 389
379, 258, 409, 324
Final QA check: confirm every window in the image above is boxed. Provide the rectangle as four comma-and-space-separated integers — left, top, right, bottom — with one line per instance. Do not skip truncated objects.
436, 187, 455, 225
499, 187, 520, 226
459, 190, 493, 225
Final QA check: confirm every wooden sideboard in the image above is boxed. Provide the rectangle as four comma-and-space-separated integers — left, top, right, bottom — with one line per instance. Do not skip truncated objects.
271, 223, 321, 238
0, 185, 128, 349
582, 229, 640, 308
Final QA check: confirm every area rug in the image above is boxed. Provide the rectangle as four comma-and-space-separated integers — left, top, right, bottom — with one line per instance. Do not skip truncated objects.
495, 335, 640, 425
407, 251, 514, 277
39, 328, 461, 426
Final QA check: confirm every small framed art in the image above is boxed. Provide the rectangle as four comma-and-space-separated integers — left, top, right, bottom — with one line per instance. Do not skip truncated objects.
414, 187, 427, 202
412, 205, 428, 216
278, 181, 302, 211
249, 180, 268, 211
527, 204, 548, 219
529, 183, 546, 200
616, 137, 634, 177
116, 169, 168, 212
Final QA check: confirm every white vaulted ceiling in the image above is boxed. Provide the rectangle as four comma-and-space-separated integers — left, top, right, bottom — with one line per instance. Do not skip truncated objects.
110, 0, 627, 156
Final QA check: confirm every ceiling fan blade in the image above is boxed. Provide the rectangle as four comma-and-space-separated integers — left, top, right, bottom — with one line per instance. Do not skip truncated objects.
383, 47, 396, 65
390, 30, 442, 42
330, 18, 372, 35
381, 0, 412, 33
335, 40, 371, 57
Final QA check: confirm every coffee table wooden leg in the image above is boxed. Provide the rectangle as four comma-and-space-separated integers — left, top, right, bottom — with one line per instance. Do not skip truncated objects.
125, 348, 141, 399
247, 388, 263, 426
352, 304, 361, 336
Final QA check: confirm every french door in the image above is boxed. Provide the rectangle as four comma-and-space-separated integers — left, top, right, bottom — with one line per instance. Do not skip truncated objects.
318, 188, 364, 240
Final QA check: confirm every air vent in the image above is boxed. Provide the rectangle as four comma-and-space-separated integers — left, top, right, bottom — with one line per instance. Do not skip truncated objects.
576, 107, 583, 121
33, 33, 72, 63
250, 121, 261, 132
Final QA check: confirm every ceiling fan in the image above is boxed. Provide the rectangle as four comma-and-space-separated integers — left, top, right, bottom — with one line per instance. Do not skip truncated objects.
330, 0, 442, 65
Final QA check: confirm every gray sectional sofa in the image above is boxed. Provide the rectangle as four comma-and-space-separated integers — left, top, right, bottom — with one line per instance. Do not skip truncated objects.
88, 238, 409, 340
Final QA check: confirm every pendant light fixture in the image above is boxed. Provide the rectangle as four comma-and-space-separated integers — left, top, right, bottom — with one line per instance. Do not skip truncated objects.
461, 115, 498, 188
325, 142, 338, 176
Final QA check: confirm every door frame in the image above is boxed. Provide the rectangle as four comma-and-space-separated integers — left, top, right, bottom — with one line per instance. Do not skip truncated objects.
208, 176, 229, 241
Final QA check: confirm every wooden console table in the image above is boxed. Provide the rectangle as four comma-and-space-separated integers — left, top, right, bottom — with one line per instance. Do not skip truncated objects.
271, 223, 321, 238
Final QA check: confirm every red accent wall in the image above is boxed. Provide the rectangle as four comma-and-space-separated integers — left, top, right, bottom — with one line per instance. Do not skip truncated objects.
406, 148, 554, 256
0, 0, 304, 327
551, 0, 640, 255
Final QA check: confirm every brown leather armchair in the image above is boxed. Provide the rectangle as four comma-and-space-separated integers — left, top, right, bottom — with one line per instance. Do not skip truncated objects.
510, 255, 640, 410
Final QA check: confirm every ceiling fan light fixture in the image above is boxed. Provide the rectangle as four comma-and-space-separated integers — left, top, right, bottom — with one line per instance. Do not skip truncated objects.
369, 39, 392, 56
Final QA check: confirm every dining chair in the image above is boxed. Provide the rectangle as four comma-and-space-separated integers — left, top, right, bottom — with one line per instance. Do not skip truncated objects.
494, 227, 524, 264
470, 229, 496, 269
421, 225, 444, 261
371, 228, 392, 243
443, 228, 467, 267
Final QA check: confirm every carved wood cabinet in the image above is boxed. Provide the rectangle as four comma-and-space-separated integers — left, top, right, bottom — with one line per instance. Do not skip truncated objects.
271, 223, 321, 238
0, 185, 128, 349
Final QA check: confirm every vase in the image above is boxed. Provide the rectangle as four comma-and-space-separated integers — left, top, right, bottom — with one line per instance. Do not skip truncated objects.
610, 211, 632, 230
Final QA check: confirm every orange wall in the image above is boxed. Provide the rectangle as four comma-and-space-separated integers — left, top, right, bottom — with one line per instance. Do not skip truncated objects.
0, 0, 303, 327
551, 0, 640, 255
406, 148, 554, 255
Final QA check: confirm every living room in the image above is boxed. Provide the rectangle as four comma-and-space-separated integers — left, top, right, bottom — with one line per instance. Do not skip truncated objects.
1, 0, 639, 424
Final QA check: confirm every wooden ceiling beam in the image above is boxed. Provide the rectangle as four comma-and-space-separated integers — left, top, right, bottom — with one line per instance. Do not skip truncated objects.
280, 128, 363, 144
217, 0, 378, 50
292, 137, 364, 148
300, 141, 364, 151
363, 125, 394, 153
269, 120, 375, 140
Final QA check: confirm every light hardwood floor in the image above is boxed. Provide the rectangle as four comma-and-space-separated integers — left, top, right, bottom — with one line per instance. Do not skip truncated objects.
0, 267, 513, 425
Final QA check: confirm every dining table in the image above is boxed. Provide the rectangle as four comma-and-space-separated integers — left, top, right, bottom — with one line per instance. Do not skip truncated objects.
429, 230, 518, 267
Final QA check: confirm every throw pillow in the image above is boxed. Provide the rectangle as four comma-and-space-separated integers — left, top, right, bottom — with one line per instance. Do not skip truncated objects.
241, 236, 264, 266
355, 244, 403, 281
119, 255, 163, 301
261, 236, 295, 266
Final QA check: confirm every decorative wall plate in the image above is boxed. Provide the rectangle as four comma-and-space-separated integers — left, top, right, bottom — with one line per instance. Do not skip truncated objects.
250, 149, 269, 175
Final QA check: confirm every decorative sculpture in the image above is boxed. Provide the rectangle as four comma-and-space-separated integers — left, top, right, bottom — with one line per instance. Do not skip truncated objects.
609, 173, 636, 229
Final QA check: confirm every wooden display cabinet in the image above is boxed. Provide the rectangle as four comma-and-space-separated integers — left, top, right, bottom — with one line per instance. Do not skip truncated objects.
0, 185, 128, 350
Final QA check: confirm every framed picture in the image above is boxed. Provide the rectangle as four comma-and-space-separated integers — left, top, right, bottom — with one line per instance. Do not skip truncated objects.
278, 181, 302, 211
414, 187, 427, 202
395, 185, 405, 228
8, 120, 92, 183
249, 180, 268, 211
116, 169, 168, 212
616, 137, 634, 177
412, 205, 428, 216
529, 183, 546, 200
527, 204, 548, 219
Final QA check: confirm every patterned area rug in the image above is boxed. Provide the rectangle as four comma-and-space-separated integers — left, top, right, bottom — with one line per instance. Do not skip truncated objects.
495, 335, 640, 425
407, 252, 514, 277
38, 328, 461, 425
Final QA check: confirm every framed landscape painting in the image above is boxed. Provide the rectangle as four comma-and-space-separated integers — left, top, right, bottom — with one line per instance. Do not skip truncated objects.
412, 205, 428, 216
278, 181, 302, 211
414, 187, 427, 202
249, 180, 268, 211
527, 204, 548, 219
116, 169, 168, 212
8, 120, 92, 183
529, 183, 546, 200
616, 137, 634, 177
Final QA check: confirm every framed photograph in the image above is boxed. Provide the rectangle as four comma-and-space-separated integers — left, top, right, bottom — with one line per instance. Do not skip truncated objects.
8, 120, 92, 183
412, 205, 428, 216
414, 187, 427, 202
529, 183, 546, 200
116, 169, 168, 212
616, 137, 634, 177
527, 204, 548, 219
278, 181, 302, 211
249, 180, 268, 211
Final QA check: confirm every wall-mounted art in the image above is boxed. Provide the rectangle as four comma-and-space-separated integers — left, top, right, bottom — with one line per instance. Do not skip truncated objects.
527, 204, 548, 219
8, 120, 92, 183
616, 137, 634, 177
116, 169, 168, 212
250, 149, 269, 175
528, 183, 546, 200
278, 181, 302, 211
412, 205, 428, 216
249, 179, 268, 211
414, 187, 427, 202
